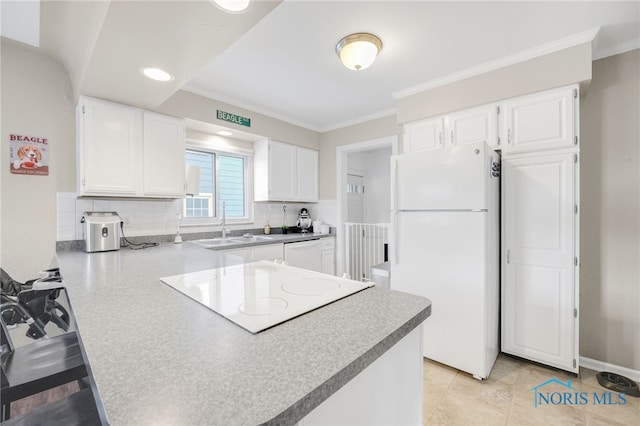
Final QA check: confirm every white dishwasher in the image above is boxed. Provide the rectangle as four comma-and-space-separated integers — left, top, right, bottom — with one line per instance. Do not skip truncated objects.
284, 239, 323, 272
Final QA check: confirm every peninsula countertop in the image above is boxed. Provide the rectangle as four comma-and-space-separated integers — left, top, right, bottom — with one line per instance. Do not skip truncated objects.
56, 243, 431, 425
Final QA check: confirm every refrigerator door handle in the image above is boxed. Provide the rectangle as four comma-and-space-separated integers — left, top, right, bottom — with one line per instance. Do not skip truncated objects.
391, 159, 398, 211
393, 211, 399, 263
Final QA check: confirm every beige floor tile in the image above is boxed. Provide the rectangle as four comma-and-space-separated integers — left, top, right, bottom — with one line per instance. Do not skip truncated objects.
490, 354, 527, 385
423, 359, 459, 423
421, 354, 639, 426
581, 382, 640, 425
447, 372, 514, 415
507, 391, 586, 425
427, 393, 507, 426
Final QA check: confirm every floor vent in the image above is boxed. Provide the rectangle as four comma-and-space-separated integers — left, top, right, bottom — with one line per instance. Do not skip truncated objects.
596, 372, 640, 397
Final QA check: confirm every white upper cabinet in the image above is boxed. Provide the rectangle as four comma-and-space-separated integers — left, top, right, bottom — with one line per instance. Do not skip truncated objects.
448, 104, 499, 149
78, 97, 142, 196
296, 147, 319, 202
503, 85, 577, 156
254, 139, 318, 202
142, 112, 186, 197
403, 117, 444, 153
77, 96, 185, 198
403, 104, 499, 153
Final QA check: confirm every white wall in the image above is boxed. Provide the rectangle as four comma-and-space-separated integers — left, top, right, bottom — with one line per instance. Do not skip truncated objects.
1, 40, 76, 281
347, 148, 392, 223
580, 49, 640, 371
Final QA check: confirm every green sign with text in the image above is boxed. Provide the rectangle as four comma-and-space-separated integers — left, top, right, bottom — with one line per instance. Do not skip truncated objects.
217, 110, 251, 127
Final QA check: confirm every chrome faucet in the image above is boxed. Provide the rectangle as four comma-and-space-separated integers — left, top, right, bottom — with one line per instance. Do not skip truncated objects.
221, 201, 227, 239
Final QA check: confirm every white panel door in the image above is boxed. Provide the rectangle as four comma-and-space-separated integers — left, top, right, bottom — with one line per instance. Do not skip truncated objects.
143, 112, 185, 197
81, 98, 142, 196
504, 86, 576, 155
268, 141, 297, 201
403, 117, 444, 153
296, 147, 318, 202
449, 104, 499, 149
502, 153, 578, 372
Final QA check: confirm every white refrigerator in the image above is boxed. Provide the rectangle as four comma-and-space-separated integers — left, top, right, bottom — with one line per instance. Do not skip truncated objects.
390, 141, 500, 379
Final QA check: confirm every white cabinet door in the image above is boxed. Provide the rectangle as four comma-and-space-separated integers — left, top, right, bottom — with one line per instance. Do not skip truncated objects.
297, 147, 318, 202
143, 112, 185, 197
268, 141, 297, 201
448, 104, 499, 149
254, 139, 318, 202
79, 97, 142, 196
321, 249, 335, 275
502, 153, 578, 373
504, 86, 577, 155
403, 117, 444, 153
250, 244, 283, 261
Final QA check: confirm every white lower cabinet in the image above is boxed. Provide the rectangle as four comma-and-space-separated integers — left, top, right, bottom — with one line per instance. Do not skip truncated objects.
224, 243, 283, 262
299, 325, 423, 425
320, 238, 335, 276
501, 152, 579, 373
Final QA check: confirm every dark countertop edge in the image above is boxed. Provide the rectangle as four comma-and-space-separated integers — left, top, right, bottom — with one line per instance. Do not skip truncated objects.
263, 303, 432, 426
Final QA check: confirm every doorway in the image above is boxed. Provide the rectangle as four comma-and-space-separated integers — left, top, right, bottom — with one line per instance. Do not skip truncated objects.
335, 136, 398, 277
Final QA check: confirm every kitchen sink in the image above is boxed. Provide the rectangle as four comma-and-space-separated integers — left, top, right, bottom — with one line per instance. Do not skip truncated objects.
230, 235, 273, 243
191, 235, 273, 247
191, 238, 237, 247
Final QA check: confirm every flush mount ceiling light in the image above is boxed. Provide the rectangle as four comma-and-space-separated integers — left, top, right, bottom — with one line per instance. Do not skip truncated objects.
217, 130, 233, 136
141, 67, 174, 82
335, 33, 383, 71
211, 0, 251, 13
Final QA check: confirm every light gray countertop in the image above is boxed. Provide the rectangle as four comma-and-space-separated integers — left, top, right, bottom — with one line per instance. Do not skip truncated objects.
56, 243, 430, 425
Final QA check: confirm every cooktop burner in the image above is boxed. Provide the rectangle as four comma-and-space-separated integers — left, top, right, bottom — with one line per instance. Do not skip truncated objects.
281, 278, 341, 296
160, 261, 373, 333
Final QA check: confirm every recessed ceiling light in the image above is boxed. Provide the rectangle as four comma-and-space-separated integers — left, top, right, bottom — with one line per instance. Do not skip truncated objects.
218, 131, 233, 136
211, 0, 251, 13
141, 67, 174, 82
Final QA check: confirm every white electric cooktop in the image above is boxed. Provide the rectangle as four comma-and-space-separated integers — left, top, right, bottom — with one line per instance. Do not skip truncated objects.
161, 261, 373, 333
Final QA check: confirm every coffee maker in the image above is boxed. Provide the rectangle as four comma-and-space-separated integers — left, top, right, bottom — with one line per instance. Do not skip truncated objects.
296, 208, 312, 233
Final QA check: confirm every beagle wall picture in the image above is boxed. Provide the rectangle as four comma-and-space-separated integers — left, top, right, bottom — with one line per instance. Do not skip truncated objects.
9, 135, 49, 175
13, 145, 43, 169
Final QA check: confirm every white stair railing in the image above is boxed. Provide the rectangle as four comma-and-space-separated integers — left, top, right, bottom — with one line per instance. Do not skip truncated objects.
344, 223, 390, 281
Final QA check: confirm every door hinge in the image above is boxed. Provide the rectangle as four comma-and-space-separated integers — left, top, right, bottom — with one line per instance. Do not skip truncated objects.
574, 135, 578, 145
573, 88, 578, 98
574, 204, 578, 214
574, 308, 578, 318
506, 249, 510, 264
573, 359, 577, 368
497, 136, 501, 145
575, 256, 578, 266
82, 178, 85, 187
574, 154, 578, 163
496, 106, 500, 114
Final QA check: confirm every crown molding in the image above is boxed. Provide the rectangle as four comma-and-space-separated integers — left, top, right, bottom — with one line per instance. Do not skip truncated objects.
393, 27, 601, 100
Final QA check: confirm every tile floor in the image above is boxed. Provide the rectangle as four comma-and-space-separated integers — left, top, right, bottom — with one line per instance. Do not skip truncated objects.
423, 354, 640, 425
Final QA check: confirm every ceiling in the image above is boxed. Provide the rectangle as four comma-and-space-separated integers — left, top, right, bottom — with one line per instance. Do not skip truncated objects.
2, 1, 639, 134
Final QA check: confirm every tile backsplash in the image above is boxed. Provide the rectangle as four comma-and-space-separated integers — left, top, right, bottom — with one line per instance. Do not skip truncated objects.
56, 192, 336, 242
56, 192, 180, 241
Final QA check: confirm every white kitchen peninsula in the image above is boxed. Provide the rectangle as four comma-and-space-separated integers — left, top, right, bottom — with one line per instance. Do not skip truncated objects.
55, 243, 430, 425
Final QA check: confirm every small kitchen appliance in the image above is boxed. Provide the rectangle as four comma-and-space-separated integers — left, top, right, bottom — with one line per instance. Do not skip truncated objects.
81, 212, 122, 253
296, 208, 312, 233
